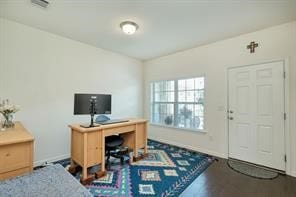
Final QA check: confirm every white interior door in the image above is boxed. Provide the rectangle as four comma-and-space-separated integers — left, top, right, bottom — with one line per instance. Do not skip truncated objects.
228, 61, 285, 171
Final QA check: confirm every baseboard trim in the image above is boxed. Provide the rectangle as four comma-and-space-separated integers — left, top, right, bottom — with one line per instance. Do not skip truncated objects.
34, 154, 70, 167
290, 171, 296, 177
149, 137, 227, 159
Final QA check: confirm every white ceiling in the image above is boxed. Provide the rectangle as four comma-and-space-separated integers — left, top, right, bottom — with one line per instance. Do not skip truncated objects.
1, 0, 296, 60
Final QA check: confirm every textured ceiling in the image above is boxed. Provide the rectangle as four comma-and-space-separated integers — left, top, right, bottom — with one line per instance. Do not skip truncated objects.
1, 0, 296, 60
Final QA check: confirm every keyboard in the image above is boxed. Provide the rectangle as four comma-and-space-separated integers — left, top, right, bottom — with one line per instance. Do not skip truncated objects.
98, 119, 129, 125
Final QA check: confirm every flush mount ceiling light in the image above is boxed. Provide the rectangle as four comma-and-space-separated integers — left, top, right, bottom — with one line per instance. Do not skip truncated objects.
120, 21, 139, 35
31, 0, 49, 8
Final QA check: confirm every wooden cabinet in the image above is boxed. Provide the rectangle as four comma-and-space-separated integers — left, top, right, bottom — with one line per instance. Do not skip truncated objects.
0, 122, 34, 180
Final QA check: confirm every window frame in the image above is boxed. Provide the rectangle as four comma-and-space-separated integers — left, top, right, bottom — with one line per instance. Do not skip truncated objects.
150, 75, 206, 132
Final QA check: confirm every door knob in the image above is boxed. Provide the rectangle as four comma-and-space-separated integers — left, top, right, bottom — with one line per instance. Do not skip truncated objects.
228, 117, 234, 120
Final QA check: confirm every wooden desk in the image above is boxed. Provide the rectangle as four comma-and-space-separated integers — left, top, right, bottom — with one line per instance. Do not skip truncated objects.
0, 122, 34, 180
69, 119, 148, 183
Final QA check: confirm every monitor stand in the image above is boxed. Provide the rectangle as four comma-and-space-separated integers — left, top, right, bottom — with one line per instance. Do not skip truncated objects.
80, 98, 100, 128
80, 123, 100, 128
80, 100, 101, 128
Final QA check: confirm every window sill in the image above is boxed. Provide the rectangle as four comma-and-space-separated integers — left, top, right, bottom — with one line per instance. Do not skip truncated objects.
149, 123, 207, 133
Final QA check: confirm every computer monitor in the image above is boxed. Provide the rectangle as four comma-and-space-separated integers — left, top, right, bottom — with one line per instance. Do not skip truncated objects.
74, 93, 111, 115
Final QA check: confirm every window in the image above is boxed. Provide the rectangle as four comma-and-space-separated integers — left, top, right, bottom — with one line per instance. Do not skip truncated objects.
150, 77, 205, 130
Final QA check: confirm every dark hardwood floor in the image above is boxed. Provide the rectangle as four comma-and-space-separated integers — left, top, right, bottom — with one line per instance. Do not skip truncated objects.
181, 159, 296, 197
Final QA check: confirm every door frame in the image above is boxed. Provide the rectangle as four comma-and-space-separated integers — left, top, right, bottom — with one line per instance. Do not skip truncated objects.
226, 59, 290, 175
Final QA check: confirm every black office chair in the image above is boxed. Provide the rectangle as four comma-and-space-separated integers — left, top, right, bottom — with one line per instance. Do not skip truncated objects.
96, 115, 129, 166
105, 135, 127, 166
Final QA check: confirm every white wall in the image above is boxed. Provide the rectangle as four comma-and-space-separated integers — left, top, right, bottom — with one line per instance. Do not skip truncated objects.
0, 18, 144, 165
144, 21, 296, 176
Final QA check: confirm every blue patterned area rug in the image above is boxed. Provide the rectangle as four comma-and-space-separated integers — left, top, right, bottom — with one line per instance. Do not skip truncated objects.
58, 139, 214, 197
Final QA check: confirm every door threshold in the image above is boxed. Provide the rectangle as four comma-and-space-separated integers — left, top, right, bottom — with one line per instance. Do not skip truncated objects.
228, 158, 286, 175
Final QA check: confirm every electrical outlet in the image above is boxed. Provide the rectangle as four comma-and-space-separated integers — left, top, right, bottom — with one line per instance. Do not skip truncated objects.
42, 161, 53, 167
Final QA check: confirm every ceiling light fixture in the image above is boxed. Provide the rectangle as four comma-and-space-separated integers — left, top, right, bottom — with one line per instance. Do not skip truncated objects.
120, 21, 139, 35
31, 0, 49, 8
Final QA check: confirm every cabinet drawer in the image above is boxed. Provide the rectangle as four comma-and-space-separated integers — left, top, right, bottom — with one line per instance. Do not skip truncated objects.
87, 147, 102, 167
87, 131, 102, 166
0, 142, 31, 173
87, 131, 102, 150
0, 167, 31, 181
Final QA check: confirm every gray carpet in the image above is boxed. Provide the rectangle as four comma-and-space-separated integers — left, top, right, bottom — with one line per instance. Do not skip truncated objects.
228, 159, 279, 179
0, 164, 92, 197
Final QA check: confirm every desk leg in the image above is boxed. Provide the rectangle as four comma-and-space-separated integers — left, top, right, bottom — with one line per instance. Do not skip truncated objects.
82, 166, 87, 180
143, 142, 148, 158
133, 139, 144, 161
69, 129, 78, 174
68, 159, 78, 174
80, 166, 95, 185
134, 148, 139, 158
143, 126, 148, 158
134, 123, 148, 161
134, 147, 149, 161
95, 132, 106, 178
80, 133, 95, 184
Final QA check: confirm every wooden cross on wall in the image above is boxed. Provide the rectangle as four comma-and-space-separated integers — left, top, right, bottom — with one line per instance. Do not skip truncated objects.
247, 41, 258, 53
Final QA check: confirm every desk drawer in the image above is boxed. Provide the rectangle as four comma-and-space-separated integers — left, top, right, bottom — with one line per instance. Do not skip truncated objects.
104, 125, 135, 136
0, 142, 31, 174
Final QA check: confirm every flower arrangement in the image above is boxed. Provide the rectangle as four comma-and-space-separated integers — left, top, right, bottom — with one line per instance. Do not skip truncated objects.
0, 99, 20, 129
